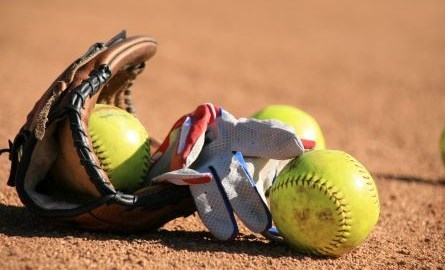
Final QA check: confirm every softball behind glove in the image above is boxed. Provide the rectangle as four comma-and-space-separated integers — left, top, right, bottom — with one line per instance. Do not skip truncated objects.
2, 31, 195, 231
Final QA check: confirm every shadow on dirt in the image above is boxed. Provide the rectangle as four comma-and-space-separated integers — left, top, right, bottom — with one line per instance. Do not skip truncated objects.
148, 229, 316, 259
0, 203, 64, 237
373, 172, 445, 186
0, 203, 320, 259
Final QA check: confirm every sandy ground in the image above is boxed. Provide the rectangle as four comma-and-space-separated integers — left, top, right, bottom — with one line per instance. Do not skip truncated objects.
0, 0, 444, 269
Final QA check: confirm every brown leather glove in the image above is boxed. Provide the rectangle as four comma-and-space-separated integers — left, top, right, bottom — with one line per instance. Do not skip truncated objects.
2, 31, 195, 232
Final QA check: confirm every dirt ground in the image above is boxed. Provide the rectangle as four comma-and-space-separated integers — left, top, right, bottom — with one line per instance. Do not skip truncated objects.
1, 1, 444, 269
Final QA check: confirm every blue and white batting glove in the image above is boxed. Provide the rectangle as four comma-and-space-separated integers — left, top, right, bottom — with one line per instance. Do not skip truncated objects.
147, 103, 313, 240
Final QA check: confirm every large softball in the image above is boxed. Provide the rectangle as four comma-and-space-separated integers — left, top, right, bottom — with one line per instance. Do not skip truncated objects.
88, 104, 150, 192
270, 150, 380, 256
251, 105, 326, 149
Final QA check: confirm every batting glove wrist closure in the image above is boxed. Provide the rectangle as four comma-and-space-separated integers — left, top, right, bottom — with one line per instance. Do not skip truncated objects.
148, 103, 312, 240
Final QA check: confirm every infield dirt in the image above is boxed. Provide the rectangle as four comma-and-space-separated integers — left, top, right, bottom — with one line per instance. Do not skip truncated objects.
0, 1, 444, 269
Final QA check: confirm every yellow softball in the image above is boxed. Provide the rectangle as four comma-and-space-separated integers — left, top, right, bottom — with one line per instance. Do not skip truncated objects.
88, 104, 150, 192
251, 105, 326, 149
270, 150, 380, 256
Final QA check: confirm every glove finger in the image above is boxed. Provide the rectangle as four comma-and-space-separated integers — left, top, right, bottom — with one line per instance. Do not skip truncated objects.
149, 103, 218, 179
230, 117, 305, 159
245, 157, 290, 199
178, 104, 220, 164
301, 138, 316, 150
152, 168, 212, 185
147, 126, 181, 180
262, 226, 285, 242
189, 166, 239, 241
221, 152, 272, 233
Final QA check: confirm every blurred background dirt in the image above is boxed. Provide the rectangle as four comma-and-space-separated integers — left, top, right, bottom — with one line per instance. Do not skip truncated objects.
0, 0, 444, 269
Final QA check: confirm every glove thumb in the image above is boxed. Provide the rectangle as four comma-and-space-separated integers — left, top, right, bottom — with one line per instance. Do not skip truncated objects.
152, 168, 212, 185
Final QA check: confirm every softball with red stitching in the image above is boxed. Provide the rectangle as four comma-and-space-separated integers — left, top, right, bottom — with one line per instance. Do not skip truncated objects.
89, 104, 150, 192
251, 105, 326, 150
270, 150, 380, 257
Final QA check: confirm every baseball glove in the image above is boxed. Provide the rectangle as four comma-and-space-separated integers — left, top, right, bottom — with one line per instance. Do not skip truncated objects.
1, 31, 195, 232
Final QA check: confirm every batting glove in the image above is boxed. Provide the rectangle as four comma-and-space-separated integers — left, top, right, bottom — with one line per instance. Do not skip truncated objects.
147, 103, 314, 240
